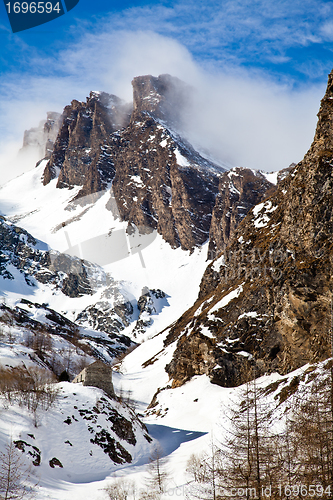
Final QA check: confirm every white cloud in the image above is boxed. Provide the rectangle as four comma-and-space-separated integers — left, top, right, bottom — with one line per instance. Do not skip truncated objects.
93, 0, 333, 69
182, 71, 324, 170
0, 27, 326, 181
320, 21, 333, 41
0, 140, 42, 186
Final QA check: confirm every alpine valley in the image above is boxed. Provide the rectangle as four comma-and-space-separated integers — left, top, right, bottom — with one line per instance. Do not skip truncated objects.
0, 72, 332, 499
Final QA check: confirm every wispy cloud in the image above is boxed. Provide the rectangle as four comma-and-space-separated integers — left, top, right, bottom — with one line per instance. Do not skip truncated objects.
93, 0, 333, 79
0, 28, 325, 177
0, 0, 330, 179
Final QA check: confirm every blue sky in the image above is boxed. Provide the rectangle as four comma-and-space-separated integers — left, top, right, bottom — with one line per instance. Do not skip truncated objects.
1, 0, 333, 176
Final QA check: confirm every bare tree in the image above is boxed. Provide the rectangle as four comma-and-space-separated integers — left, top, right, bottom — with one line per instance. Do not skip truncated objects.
0, 366, 59, 427
140, 446, 170, 499
286, 371, 333, 495
104, 477, 136, 500
217, 372, 281, 500
0, 440, 37, 500
31, 330, 52, 360
0, 326, 5, 342
185, 440, 223, 500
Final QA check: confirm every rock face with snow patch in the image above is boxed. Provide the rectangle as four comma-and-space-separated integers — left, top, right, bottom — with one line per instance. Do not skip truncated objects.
42, 75, 225, 251
0, 219, 136, 359
132, 287, 167, 337
131, 74, 191, 128
0, 216, 92, 297
163, 70, 333, 388
76, 299, 134, 336
207, 167, 276, 259
0, 300, 133, 376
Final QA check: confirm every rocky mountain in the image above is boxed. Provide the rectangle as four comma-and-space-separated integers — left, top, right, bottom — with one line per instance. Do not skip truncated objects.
11, 73, 280, 263
1, 73, 301, 384
160, 70, 333, 389
36, 74, 286, 256
0, 73, 298, 384
2, 70, 333, 500
41, 75, 225, 251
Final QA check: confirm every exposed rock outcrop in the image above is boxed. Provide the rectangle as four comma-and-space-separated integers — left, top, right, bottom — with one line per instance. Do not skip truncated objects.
132, 288, 167, 337
0, 216, 94, 297
207, 167, 276, 259
163, 70, 333, 388
42, 92, 131, 191
131, 74, 191, 128
0, 218, 136, 357
109, 113, 222, 250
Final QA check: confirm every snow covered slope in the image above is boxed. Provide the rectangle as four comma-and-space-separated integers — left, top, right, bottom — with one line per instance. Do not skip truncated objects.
0, 159, 210, 345
0, 381, 155, 496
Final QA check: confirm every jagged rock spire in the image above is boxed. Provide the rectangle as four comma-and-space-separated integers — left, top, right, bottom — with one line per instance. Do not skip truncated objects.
131, 74, 191, 128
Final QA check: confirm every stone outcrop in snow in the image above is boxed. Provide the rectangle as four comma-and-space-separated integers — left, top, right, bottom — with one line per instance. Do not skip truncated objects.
3, 382, 153, 474
207, 167, 277, 259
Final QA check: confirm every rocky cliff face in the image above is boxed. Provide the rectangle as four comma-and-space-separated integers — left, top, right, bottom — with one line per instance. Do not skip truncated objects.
0, 215, 94, 297
131, 74, 191, 128
162, 70, 333, 388
42, 92, 131, 194
109, 112, 222, 250
207, 167, 276, 259
42, 75, 224, 251
0, 217, 136, 354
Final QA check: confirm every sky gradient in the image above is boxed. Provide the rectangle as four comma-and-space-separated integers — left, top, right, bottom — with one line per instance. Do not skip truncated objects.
0, 0, 333, 177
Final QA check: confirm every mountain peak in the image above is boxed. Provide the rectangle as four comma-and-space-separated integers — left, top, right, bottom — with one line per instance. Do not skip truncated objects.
304, 69, 333, 161
40, 74, 225, 251
131, 74, 191, 128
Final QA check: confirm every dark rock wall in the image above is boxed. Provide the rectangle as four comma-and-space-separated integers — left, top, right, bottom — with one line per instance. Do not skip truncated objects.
110, 113, 221, 249
163, 70, 333, 388
208, 167, 276, 259
43, 92, 131, 192
131, 74, 191, 128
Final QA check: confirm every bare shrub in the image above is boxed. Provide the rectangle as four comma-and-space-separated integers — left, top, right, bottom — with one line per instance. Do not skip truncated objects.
0, 366, 59, 426
0, 439, 38, 499
104, 478, 136, 500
